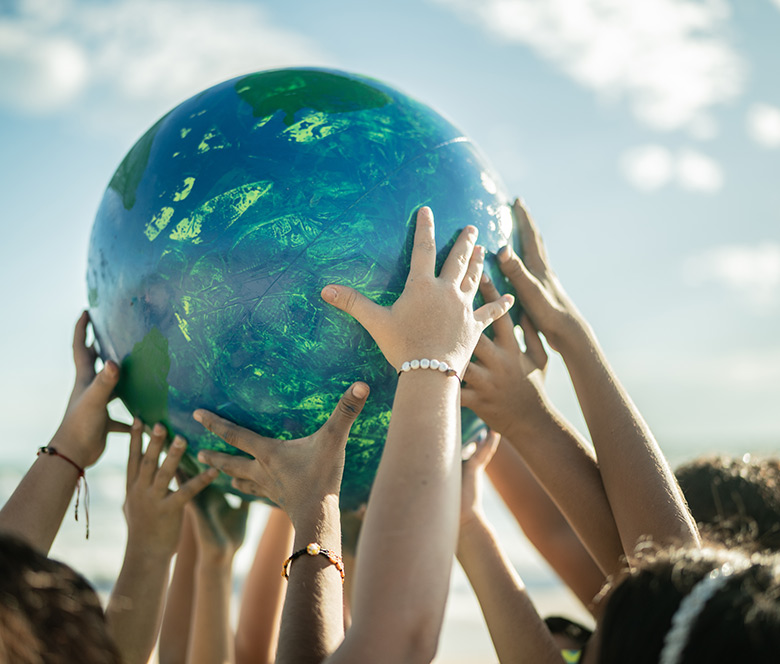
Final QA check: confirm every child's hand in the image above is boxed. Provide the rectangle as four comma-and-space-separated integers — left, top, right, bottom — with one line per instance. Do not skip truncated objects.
194, 382, 369, 527
321, 207, 514, 377
461, 275, 550, 440
124, 420, 218, 558
459, 431, 501, 531
50, 311, 131, 468
188, 487, 249, 566
497, 200, 586, 353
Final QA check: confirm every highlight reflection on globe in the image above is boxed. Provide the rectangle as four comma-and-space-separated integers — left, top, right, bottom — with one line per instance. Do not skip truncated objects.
87, 68, 517, 508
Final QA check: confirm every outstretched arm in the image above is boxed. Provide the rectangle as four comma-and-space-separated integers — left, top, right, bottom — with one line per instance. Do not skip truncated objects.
106, 420, 216, 664
457, 432, 562, 664
486, 438, 606, 612
321, 207, 513, 664
0, 311, 130, 552
187, 489, 249, 664
235, 507, 295, 664
462, 277, 624, 576
195, 383, 371, 664
497, 200, 699, 553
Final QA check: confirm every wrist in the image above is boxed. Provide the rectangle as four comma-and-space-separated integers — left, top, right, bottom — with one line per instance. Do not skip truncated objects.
289, 493, 342, 552
123, 538, 175, 568
45, 435, 94, 471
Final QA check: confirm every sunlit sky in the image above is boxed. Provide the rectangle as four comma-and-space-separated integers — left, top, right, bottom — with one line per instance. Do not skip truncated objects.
1, 0, 779, 465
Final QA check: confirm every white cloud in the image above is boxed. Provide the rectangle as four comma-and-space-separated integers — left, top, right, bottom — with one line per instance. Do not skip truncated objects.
746, 103, 780, 148
683, 243, 780, 309
433, 0, 744, 134
620, 145, 674, 191
0, 0, 329, 121
620, 144, 723, 193
675, 148, 723, 192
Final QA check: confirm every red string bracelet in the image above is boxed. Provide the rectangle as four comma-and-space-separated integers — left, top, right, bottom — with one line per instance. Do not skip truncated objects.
283, 542, 345, 583
37, 446, 90, 539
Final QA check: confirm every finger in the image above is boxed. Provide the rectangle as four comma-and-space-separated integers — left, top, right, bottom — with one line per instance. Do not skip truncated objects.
473, 294, 515, 328
139, 422, 166, 484
231, 477, 267, 498
79, 361, 121, 408
461, 359, 491, 390
108, 419, 133, 434
126, 418, 143, 490
320, 284, 385, 336
478, 273, 514, 343
172, 468, 219, 506
154, 436, 187, 494
197, 449, 260, 482
473, 430, 501, 466
460, 245, 486, 296
519, 314, 548, 371
513, 198, 549, 270
193, 410, 267, 457
469, 334, 500, 367
408, 206, 437, 278
440, 224, 478, 284
320, 382, 370, 446
72, 311, 96, 381
460, 385, 480, 412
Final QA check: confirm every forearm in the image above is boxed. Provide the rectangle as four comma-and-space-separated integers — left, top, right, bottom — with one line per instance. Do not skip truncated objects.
159, 517, 197, 664
457, 515, 562, 664
188, 560, 235, 664
277, 496, 345, 664
0, 455, 80, 553
335, 372, 461, 664
487, 441, 606, 610
107, 544, 172, 664
236, 509, 294, 664
503, 408, 624, 577
558, 325, 699, 550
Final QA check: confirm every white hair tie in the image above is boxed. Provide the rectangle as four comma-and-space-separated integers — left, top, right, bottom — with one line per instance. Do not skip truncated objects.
658, 561, 745, 664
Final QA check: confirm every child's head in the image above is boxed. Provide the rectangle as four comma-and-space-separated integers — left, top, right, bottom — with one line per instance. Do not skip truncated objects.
594, 545, 780, 664
0, 534, 120, 664
676, 454, 780, 552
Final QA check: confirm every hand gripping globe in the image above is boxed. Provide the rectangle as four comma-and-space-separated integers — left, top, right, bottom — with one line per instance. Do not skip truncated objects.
87, 68, 518, 509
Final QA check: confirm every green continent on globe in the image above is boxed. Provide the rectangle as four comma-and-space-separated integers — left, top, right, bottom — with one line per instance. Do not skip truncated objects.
87, 67, 518, 509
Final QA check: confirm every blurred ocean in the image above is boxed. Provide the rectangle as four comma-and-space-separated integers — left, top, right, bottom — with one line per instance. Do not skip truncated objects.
1, 431, 777, 663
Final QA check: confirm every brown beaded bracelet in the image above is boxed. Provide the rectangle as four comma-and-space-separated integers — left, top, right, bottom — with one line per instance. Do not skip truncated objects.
282, 542, 345, 583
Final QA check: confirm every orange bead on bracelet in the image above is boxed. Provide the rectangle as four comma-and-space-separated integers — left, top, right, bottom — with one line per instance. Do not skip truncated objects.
282, 542, 345, 583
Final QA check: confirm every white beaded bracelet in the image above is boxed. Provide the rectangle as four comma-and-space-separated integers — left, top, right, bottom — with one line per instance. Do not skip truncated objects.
398, 359, 460, 382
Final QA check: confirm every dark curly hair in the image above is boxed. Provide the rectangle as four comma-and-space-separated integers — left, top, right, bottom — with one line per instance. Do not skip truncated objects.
596, 545, 780, 664
676, 455, 780, 552
0, 534, 120, 664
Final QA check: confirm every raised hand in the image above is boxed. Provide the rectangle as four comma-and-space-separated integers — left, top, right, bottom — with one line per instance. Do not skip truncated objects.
496, 200, 586, 353
124, 420, 217, 557
459, 430, 501, 530
320, 206, 514, 377
189, 487, 249, 565
50, 311, 131, 469
461, 274, 550, 440
194, 382, 370, 525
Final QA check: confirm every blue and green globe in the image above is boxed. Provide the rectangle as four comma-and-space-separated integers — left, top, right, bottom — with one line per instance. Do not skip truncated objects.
87, 68, 517, 508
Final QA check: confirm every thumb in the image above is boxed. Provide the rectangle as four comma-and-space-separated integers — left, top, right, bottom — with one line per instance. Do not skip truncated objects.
321, 284, 381, 332
322, 382, 370, 444
81, 360, 121, 406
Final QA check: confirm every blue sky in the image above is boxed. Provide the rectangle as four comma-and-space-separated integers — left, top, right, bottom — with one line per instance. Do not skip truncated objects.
1, 0, 779, 464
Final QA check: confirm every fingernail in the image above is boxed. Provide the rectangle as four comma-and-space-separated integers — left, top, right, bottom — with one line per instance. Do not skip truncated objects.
104, 361, 118, 378
132, 418, 142, 430
153, 423, 165, 435
498, 246, 511, 262
321, 286, 338, 302
192, 410, 203, 423
481, 272, 490, 284
352, 382, 369, 399
172, 436, 186, 449
198, 451, 208, 463
207, 468, 219, 479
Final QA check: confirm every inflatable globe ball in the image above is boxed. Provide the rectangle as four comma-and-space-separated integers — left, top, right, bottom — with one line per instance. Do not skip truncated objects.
87, 68, 518, 509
